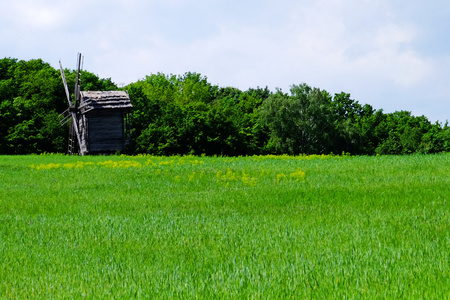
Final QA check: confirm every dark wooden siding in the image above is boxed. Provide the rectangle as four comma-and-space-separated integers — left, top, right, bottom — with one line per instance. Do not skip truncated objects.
86, 110, 125, 153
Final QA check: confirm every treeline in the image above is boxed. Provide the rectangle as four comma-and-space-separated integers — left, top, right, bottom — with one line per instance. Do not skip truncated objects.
1, 57, 449, 155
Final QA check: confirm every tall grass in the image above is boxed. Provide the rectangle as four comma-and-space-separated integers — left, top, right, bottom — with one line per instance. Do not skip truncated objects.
0, 154, 449, 298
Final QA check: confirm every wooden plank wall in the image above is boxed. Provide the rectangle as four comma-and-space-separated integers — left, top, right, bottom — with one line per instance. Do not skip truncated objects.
86, 110, 125, 153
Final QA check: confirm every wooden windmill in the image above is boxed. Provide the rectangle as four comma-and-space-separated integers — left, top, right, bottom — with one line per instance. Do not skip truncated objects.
59, 53, 133, 155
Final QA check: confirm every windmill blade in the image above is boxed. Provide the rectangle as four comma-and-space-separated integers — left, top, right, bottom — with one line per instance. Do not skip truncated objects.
59, 60, 73, 108
59, 59, 85, 155
74, 53, 82, 107
68, 119, 77, 155
58, 107, 72, 125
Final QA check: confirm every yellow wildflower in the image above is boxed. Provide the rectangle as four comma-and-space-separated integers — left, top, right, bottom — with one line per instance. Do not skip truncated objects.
290, 168, 306, 181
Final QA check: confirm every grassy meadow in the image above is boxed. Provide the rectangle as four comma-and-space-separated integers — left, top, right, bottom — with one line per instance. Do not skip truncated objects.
0, 153, 449, 298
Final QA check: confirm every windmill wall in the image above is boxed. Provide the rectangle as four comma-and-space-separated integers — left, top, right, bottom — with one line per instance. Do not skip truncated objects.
79, 110, 127, 153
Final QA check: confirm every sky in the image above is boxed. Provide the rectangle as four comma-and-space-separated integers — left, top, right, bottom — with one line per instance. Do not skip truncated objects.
1, 0, 449, 123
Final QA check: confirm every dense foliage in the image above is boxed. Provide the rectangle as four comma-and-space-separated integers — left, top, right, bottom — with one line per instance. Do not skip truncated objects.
1, 57, 449, 155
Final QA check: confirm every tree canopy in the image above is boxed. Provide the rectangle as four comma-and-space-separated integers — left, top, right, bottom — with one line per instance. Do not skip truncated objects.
0, 57, 449, 155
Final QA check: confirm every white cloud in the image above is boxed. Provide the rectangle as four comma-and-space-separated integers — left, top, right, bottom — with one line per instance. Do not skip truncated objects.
341, 23, 433, 88
2, 0, 72, 29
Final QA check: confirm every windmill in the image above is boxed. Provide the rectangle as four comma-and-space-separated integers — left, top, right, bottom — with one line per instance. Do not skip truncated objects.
59, 53, 132, 155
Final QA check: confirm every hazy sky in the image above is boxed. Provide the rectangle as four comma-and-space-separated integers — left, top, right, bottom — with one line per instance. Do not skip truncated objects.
1, 0, 449, 122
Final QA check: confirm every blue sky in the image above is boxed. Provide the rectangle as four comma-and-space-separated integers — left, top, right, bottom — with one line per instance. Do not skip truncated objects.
1, 0, 449, 123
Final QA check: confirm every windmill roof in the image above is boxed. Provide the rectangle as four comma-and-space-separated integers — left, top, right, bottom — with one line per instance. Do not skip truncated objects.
79, 91, 132, 113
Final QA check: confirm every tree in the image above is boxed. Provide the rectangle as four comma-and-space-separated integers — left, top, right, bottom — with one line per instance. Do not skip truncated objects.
0, 59, 66, 153
331, 92, 365, 154
174, 72, 213, 106
374, 111, 436, 155
127, 74, 244, 156
259, 84, 336, 155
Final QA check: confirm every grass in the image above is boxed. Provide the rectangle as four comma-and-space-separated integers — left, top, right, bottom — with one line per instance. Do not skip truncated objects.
0, 154, 449, 298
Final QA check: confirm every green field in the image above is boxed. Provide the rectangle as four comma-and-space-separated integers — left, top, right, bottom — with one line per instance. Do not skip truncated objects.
1, 154, 449, 298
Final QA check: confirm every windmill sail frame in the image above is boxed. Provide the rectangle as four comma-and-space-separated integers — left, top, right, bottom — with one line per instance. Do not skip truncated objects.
59, 55, 87, 155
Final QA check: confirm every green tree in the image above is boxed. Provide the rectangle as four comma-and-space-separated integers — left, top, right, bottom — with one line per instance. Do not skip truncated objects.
127, 73, 247, 156
374, 111, 436, 155
210, 86, 270, 155
0, 59, 66, 153
357, 106, 383, 155
331, 92, 365, 154
259, 84, 335, 154
174, 72, 213, 106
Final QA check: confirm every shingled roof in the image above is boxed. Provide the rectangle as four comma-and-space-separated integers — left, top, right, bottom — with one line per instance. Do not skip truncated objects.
79, 91, 132, 113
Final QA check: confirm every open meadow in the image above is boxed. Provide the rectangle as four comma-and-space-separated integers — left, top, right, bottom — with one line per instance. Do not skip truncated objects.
0, 154, 449, 298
